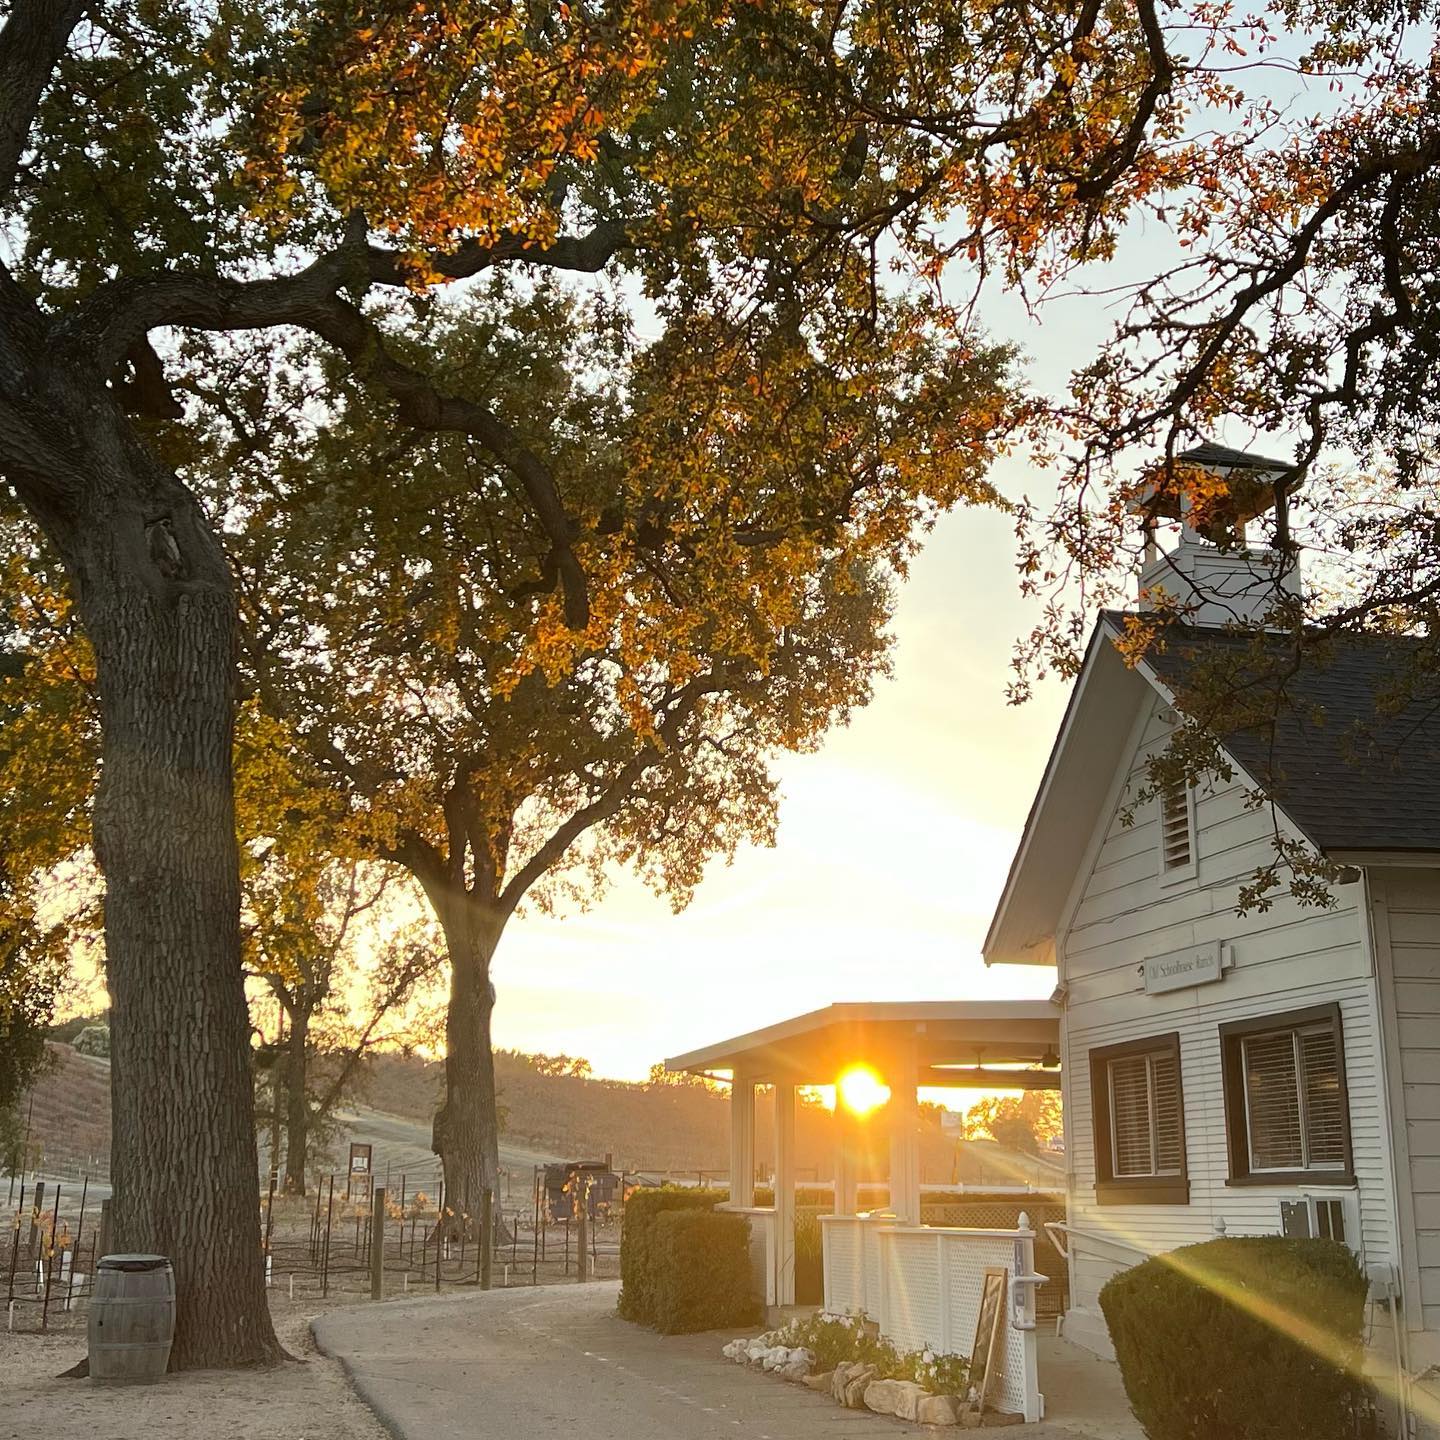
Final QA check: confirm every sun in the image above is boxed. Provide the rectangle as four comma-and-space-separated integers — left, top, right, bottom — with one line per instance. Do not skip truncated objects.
837, 1064, 891, 1117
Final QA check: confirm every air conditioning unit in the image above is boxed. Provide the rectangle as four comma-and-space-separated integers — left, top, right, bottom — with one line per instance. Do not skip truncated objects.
1279, 1191, 1361, 1255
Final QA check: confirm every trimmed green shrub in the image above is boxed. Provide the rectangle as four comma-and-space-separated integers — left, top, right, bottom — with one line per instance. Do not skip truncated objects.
650, 1209, 760, 1334
795, 1213, 823, 1304
619, 1186, 727, 1324
1099, 1237, 1368, 1440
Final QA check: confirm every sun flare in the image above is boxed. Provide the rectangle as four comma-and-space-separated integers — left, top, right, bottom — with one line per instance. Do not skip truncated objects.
836, 1064, 891, 1116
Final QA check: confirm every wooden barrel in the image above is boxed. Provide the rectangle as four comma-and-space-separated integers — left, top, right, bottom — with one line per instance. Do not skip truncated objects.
88, 1254, 175, 1383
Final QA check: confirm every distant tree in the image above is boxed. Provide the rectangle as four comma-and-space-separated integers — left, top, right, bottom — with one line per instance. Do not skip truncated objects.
529, 1055, 593, 1080
0, 582, 91, 1149
71, 1023, 110, 1058
963, 1093, 1062, 1156
245, 860, 442, 1196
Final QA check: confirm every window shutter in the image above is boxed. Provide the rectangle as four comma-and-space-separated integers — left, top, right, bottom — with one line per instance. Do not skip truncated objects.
1299, 1026, 1346, 1168
1243, 1031, 1304, 1170
1109, 1055, 1154, 1177
1151, 1051, 1183, 1175
1160, 780, 1192, 871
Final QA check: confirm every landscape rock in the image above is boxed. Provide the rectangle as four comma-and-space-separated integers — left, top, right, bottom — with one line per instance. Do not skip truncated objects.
862, 1379, 905, 1416
803, 1371, 834, 1393
831, 1363, 855, 1403
843, 1364, 879, 1408
916, 1394, 963, 1426
746, 1339, 771, 1364
895, 1382, 929, 1421
778, 1347, 813, 1381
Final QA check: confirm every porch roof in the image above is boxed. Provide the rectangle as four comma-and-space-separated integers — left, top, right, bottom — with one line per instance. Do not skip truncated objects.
664, 1000, 1060, 1087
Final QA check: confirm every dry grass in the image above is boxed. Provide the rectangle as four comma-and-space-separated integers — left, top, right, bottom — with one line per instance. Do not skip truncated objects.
2, 1297, 388, 1440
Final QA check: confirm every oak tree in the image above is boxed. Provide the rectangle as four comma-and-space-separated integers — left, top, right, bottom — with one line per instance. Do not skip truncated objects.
0, 0, 1204, 1363
181, 276, 1010, 1215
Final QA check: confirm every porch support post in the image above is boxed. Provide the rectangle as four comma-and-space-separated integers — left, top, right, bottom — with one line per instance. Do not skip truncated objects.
834, 1099, 858, 1217
728, 1074, 755, 1208
888, 1041, 921, 1225
774, 1081, 796, 1306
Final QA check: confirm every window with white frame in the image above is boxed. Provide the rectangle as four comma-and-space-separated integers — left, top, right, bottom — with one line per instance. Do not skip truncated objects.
1220, 1005, 1353, 1185
1090, 1033, 1188, 1203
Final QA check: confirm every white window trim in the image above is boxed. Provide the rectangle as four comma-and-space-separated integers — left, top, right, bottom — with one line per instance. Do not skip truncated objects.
1156, 779, 1198, 887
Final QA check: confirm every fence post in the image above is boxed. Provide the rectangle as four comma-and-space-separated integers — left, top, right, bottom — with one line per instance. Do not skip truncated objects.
1016, 1211, 1041, 1424
371, 1187, 386, 1300
435, 1180, 444, 1293
480, 1189, 493, 1290
26, 1181, 43, 1264
577, 1186, 590, 1284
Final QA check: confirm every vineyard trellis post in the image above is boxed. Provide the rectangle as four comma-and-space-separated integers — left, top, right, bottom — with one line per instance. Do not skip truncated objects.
64, 1174, 88, 1313
322, 1173, 335, 1298
480, 1188, 493, 1290
39, 1182, 59, 1329
434, 1180, 444, 1293
6, 1180, 22, 1306
370, 1186, 385, 1301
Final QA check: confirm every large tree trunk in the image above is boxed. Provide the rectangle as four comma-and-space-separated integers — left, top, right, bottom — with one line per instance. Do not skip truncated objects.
17, 389, 281, 1369
431, 896, 505, 1231
282, 1007, 310, 1196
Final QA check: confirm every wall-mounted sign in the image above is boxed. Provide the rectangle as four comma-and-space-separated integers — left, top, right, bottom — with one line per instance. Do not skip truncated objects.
1143, 940, 1226, 995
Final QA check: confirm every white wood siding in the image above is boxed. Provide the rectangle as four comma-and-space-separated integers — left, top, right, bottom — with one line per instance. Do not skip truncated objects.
1371, 869, 1440, 1338
1058, 699, 1397, 1323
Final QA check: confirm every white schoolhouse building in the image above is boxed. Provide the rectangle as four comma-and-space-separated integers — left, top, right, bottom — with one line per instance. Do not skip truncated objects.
668, 443, 1440, 1430
985, 445, 1440, 1418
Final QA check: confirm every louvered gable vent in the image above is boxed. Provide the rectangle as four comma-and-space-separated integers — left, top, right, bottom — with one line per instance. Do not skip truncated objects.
1160, 779, 1193, 873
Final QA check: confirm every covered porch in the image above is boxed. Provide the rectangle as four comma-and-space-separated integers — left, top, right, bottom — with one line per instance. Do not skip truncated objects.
665, 1001, 1063, 1423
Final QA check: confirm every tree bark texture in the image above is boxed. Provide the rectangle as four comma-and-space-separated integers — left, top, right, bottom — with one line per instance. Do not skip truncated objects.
432, 896, 504, 1232
283, 1007, 310, 1196
7, 370, 280, 1368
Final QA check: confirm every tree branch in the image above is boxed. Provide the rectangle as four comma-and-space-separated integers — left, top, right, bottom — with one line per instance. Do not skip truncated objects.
0, 0, 83, 194
364, 218, 630, 287
497, 678, 722, 913
75, 246, 589, 626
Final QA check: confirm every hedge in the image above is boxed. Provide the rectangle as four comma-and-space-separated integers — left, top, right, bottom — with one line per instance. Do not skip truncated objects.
795, 1212, 823, 1304
1099, 1237, 1368, 1440
618, 1186, 727, 1324
650, 1209, 760, 1334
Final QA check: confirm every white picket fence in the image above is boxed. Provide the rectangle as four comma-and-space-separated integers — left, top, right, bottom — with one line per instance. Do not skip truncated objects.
821, 1212, 1045, 1422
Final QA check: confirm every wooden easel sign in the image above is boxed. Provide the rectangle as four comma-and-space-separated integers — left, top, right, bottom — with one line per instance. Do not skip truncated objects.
963, 1268, 1016, 1426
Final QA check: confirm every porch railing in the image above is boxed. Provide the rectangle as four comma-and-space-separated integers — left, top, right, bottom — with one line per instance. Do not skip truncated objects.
820, 1212, 1045, 1423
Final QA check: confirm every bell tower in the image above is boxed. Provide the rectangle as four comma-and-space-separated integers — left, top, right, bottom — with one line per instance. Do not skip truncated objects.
1135, 441, 1301, 626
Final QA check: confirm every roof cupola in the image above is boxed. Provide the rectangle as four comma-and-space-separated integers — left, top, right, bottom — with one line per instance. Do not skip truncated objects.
1134, 441, 1301, 626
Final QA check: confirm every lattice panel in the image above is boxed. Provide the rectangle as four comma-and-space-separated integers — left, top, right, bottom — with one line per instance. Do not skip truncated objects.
882, 1233, 945, 1354
942, 1236, 1027, 1418
823, 1221, 863, 1314
863, 1223, 884, 1313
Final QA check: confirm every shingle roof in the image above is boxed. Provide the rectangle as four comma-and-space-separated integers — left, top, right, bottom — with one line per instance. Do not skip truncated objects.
1130, 619, 1440, 852
1176, 441, 1293, 472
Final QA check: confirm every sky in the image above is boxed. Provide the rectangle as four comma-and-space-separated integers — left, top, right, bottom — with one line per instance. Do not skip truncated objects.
486, 495, 1069, 1082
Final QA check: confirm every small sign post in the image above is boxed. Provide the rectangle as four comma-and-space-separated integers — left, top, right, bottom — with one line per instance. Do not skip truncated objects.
347, 1143, 373, 1201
